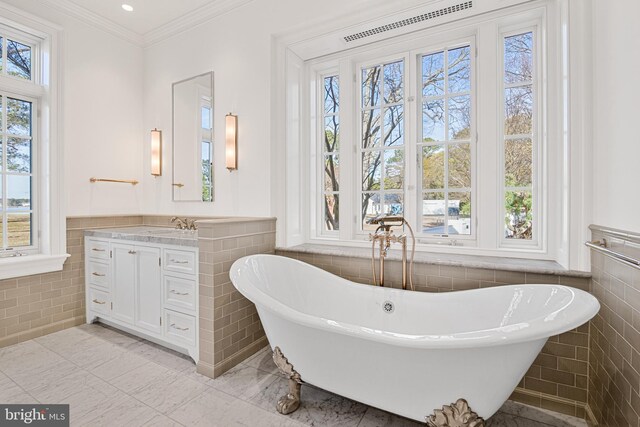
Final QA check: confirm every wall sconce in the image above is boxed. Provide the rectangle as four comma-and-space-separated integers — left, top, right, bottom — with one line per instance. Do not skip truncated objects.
150, 128, 162, 176
225, 113, 238, 171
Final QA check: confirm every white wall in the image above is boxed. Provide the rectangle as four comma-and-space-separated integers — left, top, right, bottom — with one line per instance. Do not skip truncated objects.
592, 0, 640, 233
141, 0, 379, 217
1, 0, 145, 216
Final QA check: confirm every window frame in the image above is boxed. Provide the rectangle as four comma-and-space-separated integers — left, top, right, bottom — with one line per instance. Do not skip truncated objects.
0, 90, 39, 253
0, 23, 39, 84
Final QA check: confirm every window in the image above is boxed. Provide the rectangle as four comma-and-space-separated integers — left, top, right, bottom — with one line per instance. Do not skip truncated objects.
310, 8, 549, 257
322, 75, 340, 232
0, 93, 35, 250
0, 12, 65, 279
201, 102, 213, 202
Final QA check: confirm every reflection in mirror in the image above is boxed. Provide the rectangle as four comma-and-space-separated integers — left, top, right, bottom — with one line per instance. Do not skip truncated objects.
172, 72, 214, 202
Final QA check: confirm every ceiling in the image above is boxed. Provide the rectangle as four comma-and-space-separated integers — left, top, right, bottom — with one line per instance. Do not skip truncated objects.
65, 0, 218, 35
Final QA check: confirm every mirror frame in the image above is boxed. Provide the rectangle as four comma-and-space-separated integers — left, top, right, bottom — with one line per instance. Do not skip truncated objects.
171, 71, 215, 202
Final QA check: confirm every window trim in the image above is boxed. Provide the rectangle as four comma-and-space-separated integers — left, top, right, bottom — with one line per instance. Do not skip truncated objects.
0, 4, 67, 279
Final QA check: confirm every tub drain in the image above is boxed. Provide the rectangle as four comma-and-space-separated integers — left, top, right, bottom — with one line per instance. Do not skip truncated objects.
382, 301, 394, 313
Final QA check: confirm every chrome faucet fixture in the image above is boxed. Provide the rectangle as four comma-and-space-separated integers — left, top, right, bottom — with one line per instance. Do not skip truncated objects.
171, 217, 197, 230
367, 215, 416, 291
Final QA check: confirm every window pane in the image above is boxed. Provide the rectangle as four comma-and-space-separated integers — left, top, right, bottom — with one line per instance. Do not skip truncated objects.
505, 32, 533, 84
362, 109, 381, 148
448, 144, 471, 188
7, 40, 31, 80
324, 76, 339, 114
7, 137, 31, 173
505, 190, 532, 240
324, 116, 339, 152
362, 192, 381, 229
324, 154, 339, 192
201, 106, 211, 130
384, 149, 404, 190
422, 145, 444, 190
7, 213, 31, 247
7, 175, 31, 210
448, 46, 471, 94
448, 95, 471, 140
362, 66, 381, 108
7, 98, 32, 136
422, 100, 444, 142
0, 37, 3, 73
324, 194, 339, 231
422, 51, 444, 97
384, 193, 403, 216
448, 192, 471, 235
422, 192, 445, 234
504, 86, 533, 135
0, 95, 3, 130
383, 61, 403, 104
505, 138, 532, 187
383, 106, 403, 147
362, 151, 381, 191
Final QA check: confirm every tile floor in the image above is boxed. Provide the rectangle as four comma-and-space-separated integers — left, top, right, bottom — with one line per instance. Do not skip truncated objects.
0, 324, 589, 427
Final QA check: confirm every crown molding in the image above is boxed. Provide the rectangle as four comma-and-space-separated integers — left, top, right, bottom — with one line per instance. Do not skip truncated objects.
40, 0, 144, 45
142, 0, 252, 46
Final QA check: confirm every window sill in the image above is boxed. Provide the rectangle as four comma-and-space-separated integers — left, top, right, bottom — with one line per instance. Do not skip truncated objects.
0, 254, 70, 280
277, 243, 590, 278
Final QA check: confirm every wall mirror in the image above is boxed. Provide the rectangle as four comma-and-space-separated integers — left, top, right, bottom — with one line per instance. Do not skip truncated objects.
172, 72, 214, 202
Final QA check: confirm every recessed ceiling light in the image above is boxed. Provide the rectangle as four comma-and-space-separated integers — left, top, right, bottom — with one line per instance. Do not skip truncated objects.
121, 4, 134, 12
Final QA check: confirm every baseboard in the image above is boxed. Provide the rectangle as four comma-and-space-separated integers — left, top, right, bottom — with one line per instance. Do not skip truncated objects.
212, 336, 269, 378
512, 387, 593, 422
0, 315, 85, 348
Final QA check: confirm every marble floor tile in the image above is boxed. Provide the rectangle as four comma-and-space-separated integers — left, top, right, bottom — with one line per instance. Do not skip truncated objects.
357, 407, 423, 426
77, 323, 141, 348
63, 386, 130, 422
248, 376, 368, 427
128, 340, 196, 372
25, 363, 118, 403
487, 411, 557, 427
74, 394, 160, 427
90, 350, 149, 381
498, 401, 587, 427
0, 340, 64, 374
109, 362, 171, 394
142, 413, 185, 427
0, 375, 38, 404
209, 363, 279, 399
129, 370, 209, 414
242, 345, 281, 376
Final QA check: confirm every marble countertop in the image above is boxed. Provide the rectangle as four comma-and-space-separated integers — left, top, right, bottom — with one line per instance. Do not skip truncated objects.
85, 226, 198, 247
277, 243, 591, 277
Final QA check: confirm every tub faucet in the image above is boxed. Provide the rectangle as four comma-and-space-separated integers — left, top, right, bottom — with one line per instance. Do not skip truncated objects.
367, 215, 415, 291
171, 217, 197, 230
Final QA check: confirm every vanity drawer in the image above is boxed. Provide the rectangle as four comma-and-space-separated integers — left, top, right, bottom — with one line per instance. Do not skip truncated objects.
163, 249, 196, 275
164, 309, 196, 346
88, 260, 110, 290
89, 288, 111, 316
164, 275, 196, 313
87, 240, 110, 260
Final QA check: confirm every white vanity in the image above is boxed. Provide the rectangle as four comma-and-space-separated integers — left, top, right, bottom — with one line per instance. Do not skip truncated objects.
84, 227, 199, 361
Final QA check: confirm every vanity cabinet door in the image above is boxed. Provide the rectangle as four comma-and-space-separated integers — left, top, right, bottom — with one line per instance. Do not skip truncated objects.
135, 246, 162, 335
111, 243, 136, 324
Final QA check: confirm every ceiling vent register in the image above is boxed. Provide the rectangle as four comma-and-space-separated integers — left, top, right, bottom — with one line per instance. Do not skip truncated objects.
343, 1, 473, 43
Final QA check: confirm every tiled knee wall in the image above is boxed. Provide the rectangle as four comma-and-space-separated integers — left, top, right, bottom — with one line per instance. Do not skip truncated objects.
276, 249, 591, 420
197, 219, 276, 378
0, 215, 144, 348
589, 241, 640, 426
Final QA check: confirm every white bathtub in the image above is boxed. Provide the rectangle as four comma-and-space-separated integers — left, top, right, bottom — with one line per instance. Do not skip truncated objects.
230, 254, 599, 422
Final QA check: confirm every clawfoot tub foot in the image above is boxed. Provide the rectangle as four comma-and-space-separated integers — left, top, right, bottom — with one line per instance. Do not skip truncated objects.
272, 346, 303, 415
426, 399, 485, 427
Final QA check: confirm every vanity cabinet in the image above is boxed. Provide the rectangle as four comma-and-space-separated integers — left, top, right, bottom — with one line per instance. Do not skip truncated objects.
85, 236, 198, 361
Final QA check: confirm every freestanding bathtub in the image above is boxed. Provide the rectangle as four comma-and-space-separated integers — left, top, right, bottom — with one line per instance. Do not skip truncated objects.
230, 254, 599, 424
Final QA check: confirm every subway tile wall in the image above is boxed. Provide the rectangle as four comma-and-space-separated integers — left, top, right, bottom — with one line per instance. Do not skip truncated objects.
276, 248, 592, 420
589, 239, 640, 426
0, 215, 144, 349
197, 219, 277, 379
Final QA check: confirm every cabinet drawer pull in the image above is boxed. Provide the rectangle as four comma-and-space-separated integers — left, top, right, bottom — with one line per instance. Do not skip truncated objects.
92, 299, 106, 305
169, 259, 189, 264
169, 289, 190, 296
91, 248, 106, 252
128, 250, 137, 254
170, 323, 190, 331
92, 272, 106, 277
